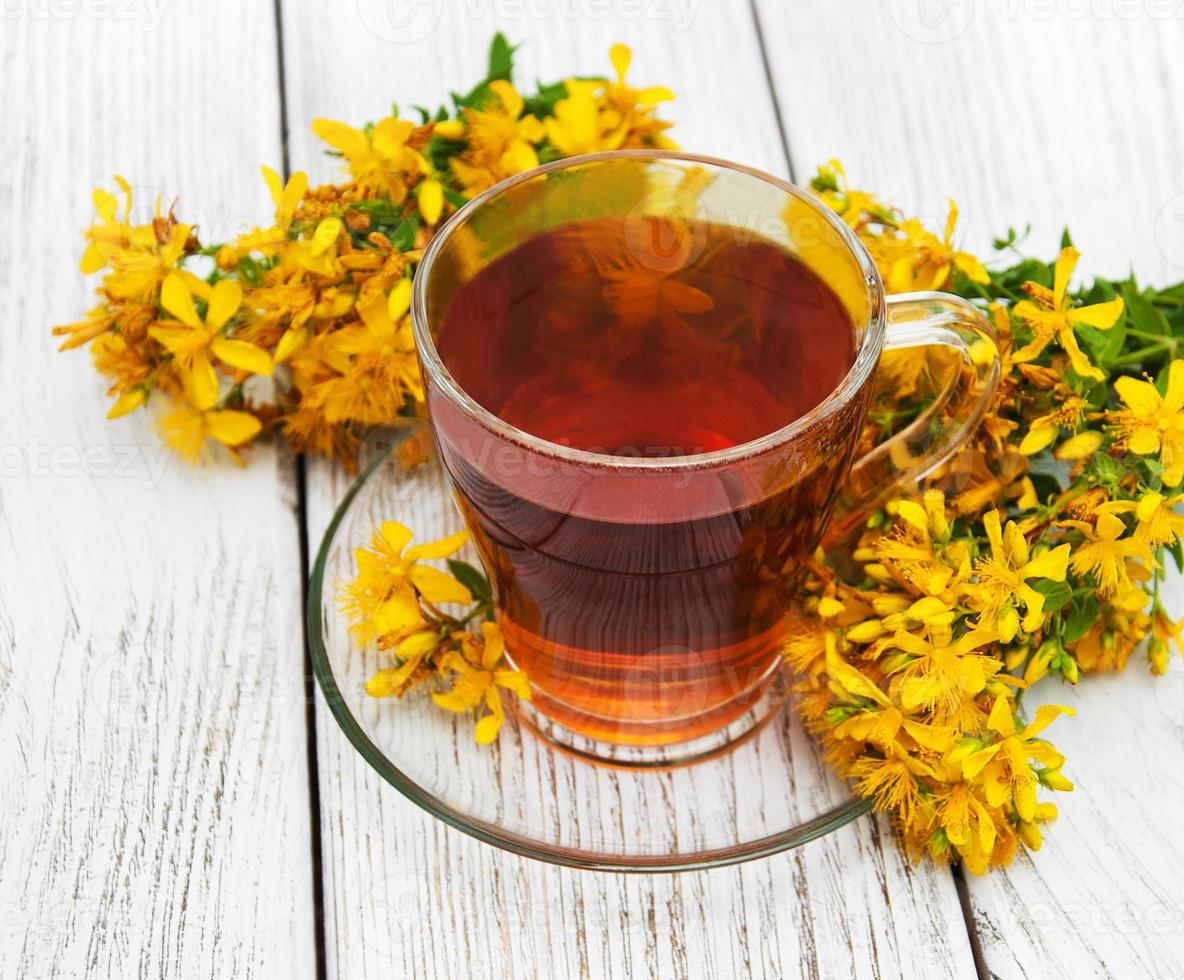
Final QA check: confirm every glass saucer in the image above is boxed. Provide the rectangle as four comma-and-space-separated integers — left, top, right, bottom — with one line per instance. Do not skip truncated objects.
308, 427, 870, 872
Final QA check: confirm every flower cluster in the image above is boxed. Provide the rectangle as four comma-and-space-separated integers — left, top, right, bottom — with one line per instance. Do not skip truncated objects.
55, 36, 674, 466
793, 160, 1184, 872
63, 35, 1184, 872
338, 518, 527, 742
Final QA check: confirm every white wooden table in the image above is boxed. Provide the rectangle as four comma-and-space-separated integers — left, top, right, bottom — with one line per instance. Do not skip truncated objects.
4, 2, 1184, 977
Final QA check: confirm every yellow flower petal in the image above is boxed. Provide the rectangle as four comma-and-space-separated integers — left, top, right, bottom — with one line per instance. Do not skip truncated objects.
987, 694, 1017, 737
1023, 544, 1071, 582
1020, 704, 1075, 740
204, 408, 261, 447
311, 118, 370, 158
387, 277, 414, 323
1054, 431, 1102, 460
373, 589, 424, 635
1165, 360, 1184, 413
417, 178, 444, 226
481, 621, 505, 671
187, 350, 220, 410
107, 387, 146, 419
1019, 424, 1057, 456
474, 709, 502, 744
274, 325, 308, 363
609, 42, 631, 81
205, 279, 243, 330
1115, 375, 1160, 416
380, 521, 414, 555
494, 669, 530, 700
488, 79, 524, 119
1053, 246, 1080, 311
80, 241, 106, 274
410, 565, 472, 604
954, 251, 990, 285
403, 529, 468, 561
434, 119, 465, 140
160, 273, 201, 328
210, 338, 274, 376
1068, 296, 1123, 331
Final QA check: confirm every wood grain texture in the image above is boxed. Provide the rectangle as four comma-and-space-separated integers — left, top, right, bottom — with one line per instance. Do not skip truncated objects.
281, 1, 975, 976
0, 5, 316, 978
755, 2, 1184, 976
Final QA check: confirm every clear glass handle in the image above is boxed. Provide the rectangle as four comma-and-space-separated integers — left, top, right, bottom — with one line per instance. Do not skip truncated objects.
832, 291, 1001, 536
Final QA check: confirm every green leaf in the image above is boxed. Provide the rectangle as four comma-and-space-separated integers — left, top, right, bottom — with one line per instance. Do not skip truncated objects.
487, 32, 515, 81
1061, 593, 1098, 644
1060, 227, 1074, 249
1123, 283, 1172, 336
1027, 453, 1072, 492
447, 559, 491, 601
1029, 577, 1072, 612
523, 78, 571, 118
1167, 537, 1184, 574
389, 214, 419, 251
1077, 316, 1126, 369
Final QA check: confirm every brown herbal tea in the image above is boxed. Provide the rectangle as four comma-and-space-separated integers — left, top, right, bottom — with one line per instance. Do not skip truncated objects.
429, 216, 860, 746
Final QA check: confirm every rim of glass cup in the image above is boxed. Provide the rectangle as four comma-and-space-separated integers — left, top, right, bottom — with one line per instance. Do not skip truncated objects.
410, 149, 886, 472
308, 446, 874, 873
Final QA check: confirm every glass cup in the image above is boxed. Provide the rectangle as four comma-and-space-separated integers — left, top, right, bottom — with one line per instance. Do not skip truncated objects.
411, 151, 999, 767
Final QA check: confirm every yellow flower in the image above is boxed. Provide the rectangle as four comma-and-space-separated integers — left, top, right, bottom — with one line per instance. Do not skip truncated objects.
1012, 247, 1124, 380
973, 510, 1071, 638
365, 631, 442, 699
338, 520, 471, 644
1105, 489, 1184, 549
1054, 430, 1103, 460
884, 628, 1001, 717
605, 42, 675, 112
811, 159, 882, 228
312, 115, 425, 201
157, 402, 262, 463
1016, 801, 1059, 852
939, 782, 997, 864
545, 78, 630, 157
951, 695, 1073, 822
433, 622, 531, 743
417, 177, 445, 225
262, 165, 307, 230
309, 278, 423, 425
886, 200, 989, 293
848, 747, 929, 824
234, 166, 309, 257
449, 80, 544, 195
78, 178, 194, 302
1107, 359, 1184, 486
1149, 605, 1184, 674
1017, 396, 1086, 456
1063, 512, 1146, 594
150, 273, 272, 410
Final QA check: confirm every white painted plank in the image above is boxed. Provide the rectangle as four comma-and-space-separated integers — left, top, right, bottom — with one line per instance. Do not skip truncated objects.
281, 1, 975, 976
756, 2, 1184, 975
0, 6, 316, 978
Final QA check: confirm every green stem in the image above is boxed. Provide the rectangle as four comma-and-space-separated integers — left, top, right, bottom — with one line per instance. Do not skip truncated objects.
1113, 340, 1176, 366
